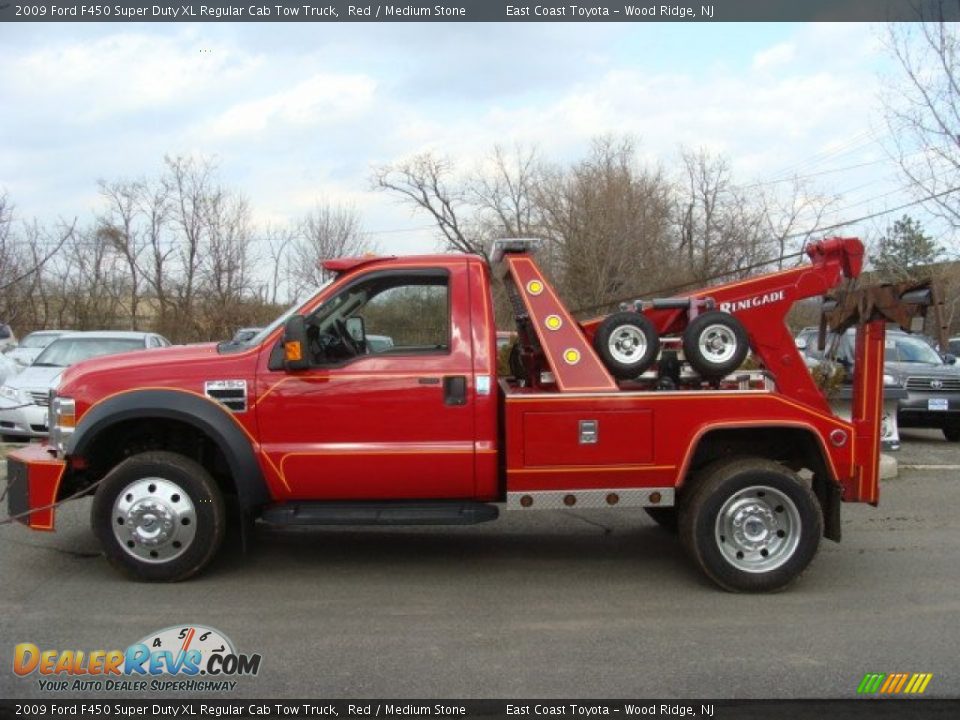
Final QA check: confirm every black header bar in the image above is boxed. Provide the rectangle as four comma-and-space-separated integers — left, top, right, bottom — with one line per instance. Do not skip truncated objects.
2, 0, 960, 23
1, 699, 958, 719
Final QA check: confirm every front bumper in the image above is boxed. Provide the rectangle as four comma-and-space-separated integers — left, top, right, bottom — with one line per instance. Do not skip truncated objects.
5, 444, 66, 530
0, 401, 49, 438
898, 392, 960, 428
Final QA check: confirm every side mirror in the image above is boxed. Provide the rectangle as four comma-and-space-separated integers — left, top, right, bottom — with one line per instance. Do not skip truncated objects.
345, 316, 365, 345
282, 316, 310, 371
945, 353, 957, 365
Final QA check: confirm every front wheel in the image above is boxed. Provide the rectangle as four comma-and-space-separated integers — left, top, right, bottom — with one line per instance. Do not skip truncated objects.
91, 451, 226, 582
679, 458, 822, 592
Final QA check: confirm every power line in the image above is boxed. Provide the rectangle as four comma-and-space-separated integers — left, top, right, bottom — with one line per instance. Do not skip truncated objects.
738, 156, 897, 190
753, 128, 885, 186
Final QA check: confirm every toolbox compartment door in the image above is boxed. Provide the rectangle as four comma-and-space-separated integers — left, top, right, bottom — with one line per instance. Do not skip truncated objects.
522, 409, 653, 467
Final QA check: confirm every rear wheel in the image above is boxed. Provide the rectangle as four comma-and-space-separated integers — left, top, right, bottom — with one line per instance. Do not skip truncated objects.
593, 312, 660, 379
92, 451, 226, 582
943, 423, 960, 442
679, 458, 822, 592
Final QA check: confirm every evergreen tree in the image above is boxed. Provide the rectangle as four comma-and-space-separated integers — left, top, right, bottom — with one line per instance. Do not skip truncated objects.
872, 215, 942, 281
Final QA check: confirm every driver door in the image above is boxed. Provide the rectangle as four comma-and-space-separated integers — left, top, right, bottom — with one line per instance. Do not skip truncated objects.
255, 263, 477, 500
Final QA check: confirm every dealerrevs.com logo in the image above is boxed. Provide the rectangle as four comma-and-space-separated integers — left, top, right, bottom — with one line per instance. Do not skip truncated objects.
14, 625, 262, 692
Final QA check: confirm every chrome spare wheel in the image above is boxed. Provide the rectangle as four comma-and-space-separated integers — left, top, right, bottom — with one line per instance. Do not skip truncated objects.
609, 325, 648, 364
697, 323, 739, 365
112, 477, 197, 564
714, 485, 801, 573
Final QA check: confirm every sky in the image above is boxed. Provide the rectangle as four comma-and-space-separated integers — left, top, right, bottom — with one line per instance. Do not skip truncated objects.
0, 21, 941, 258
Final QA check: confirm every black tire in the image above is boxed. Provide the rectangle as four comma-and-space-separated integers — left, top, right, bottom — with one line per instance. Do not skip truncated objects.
678, 458, 822, 593
91, 451, 226, 582
682, 311, 749, 379
943, 424, 960, 442
593, 312, 660, 379
644, 507, 678, 533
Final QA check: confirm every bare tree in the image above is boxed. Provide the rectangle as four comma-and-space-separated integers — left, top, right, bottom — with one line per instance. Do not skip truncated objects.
763, 178, 838, 269
98, 179, 146, 329
262, 224, 297, 305
290, 204, 370, 296
374, 153, 483, 257
164, 155, 218, 338
536, 138, 677, 311
471, 144, 542, 238
883, 8, 960, 226
677, 148, 776, 284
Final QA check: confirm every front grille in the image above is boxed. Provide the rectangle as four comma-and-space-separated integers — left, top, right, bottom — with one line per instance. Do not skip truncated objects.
906, 376, 960, 391
29, 391, 49, 407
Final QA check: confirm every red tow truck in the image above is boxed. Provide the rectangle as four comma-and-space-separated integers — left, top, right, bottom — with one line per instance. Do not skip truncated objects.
5, 238, 929, 591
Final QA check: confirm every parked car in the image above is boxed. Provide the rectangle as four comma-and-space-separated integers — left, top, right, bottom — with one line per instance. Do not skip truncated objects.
0, 354, 19, 387
231, 327, 262, 343
947, 336, 960, 357
0, 323, 17, 353
796, 327, 960, 441
5, 330, 68, 369
366, 334, 394, 353
0, 331, 170, 440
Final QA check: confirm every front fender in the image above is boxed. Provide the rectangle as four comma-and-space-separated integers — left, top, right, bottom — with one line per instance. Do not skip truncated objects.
67, 389, 269, 512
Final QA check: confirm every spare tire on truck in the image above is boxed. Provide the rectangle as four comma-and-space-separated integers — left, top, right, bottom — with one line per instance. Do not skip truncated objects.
593, 311, 660, 379
682, 311, 749, 379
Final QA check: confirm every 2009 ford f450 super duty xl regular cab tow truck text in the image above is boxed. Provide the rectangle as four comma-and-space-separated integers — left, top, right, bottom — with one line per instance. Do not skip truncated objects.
5, 238, 938, 591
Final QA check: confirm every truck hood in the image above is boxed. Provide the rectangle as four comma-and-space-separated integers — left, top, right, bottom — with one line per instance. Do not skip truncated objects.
59, 343, 222, 391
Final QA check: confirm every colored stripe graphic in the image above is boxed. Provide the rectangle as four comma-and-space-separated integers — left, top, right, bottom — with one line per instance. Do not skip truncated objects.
858, 672, 932, 695
857, 673, 885, 694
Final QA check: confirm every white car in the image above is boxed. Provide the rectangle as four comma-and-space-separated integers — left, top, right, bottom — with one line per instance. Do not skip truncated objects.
0, 331, 170, 441
5, 330, 68, 370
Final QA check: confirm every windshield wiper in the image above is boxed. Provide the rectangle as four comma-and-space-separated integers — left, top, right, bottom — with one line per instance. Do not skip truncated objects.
32, 362, 63, 367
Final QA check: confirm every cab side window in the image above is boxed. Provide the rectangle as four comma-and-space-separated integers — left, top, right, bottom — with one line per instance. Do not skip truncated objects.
306, 271, 450, 365
362, 282, 448, 353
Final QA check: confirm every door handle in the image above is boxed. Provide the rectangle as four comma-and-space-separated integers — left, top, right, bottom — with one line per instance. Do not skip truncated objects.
417, 377, 440, 385
443, 376, 467, 406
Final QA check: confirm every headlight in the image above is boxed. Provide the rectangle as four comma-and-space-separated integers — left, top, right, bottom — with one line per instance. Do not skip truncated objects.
883, 374, 902, 387
49, 395, 76, 455
0, 385, 22, 403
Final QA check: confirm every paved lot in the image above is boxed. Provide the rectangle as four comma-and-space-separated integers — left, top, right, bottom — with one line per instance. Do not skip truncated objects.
1, 430, 959, 700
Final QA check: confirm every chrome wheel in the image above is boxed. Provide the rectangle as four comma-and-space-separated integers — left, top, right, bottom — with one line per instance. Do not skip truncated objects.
608, 325, 648, 364
714, 485, 801, 573
112, 477, 197, 564
697, 323, 738, 365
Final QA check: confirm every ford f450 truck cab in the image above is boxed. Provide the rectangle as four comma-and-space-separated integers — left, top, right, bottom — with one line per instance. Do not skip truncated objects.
6, 238, 929, 591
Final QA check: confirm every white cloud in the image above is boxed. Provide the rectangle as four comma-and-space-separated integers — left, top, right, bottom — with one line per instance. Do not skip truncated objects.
9, 31, 260, 123
752, 42, 797, 70
205, 73, 377, 138
2, 21, 901, 259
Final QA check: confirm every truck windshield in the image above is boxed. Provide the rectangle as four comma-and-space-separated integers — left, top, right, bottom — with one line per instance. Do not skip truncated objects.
886, 336, 943, 364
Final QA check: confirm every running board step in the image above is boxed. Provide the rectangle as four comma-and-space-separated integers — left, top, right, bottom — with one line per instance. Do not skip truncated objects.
260, 501, 499, 526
